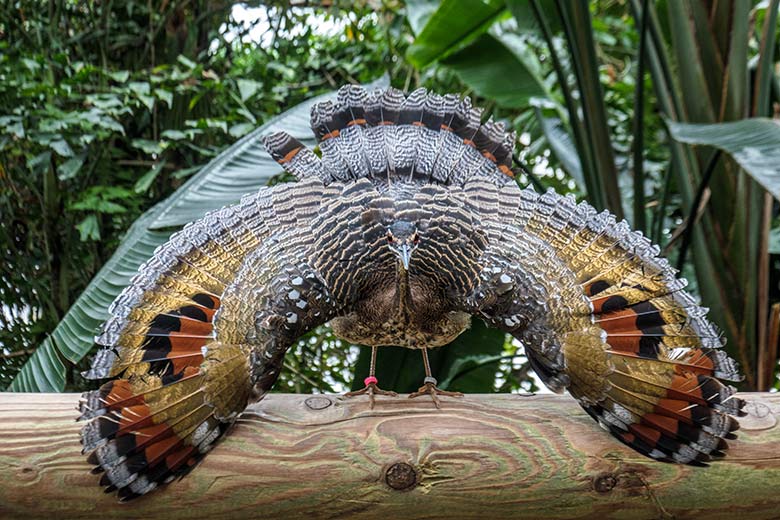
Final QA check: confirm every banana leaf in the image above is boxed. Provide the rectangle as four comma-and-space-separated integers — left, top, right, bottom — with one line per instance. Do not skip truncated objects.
667, 118, 780, 200
406, 0, 507, 68
441, 33, 546, 107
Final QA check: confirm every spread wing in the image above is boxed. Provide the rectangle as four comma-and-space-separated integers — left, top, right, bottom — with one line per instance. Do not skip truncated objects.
457, 179, 745, 464
78, 171, 353, 499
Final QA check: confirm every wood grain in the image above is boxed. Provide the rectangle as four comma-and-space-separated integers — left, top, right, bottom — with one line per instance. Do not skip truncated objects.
0, 392, 778, 519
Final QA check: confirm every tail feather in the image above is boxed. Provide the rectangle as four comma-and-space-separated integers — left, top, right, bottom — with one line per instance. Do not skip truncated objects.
311, 100, 353, 181
447, 99, 483, 185
329, 85, 371, 180
472, 118, 511, 182
363, 88, 390, 179
335, 85, 375, 181
429, 93, 461, 183
473, 117, 503, 158
492, 128, 516, 176
262, 132, 328, 182
396, 88, 428, 181
414, 92, 444, 181
379, 87, 405, 177
288, 87, 515, 188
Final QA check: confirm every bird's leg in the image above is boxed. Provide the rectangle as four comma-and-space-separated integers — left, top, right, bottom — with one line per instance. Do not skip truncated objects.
343, 345, 397, 409
408, 348, 463, 408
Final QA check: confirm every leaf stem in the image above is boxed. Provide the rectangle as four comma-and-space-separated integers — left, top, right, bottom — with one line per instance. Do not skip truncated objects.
632, 0, 649, 234
676, 150, 722, 272
528, 0, 597, 206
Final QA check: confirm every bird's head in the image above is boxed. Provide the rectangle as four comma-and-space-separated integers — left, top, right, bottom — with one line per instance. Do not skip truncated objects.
386, 221, 420, 271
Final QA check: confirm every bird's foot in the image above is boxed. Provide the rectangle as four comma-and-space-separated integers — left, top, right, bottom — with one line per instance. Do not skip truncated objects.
343, 377, 397, 409
408, 377, 463, 409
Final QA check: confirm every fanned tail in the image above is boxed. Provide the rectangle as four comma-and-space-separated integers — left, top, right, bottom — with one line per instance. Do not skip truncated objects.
277, 86, 517, 187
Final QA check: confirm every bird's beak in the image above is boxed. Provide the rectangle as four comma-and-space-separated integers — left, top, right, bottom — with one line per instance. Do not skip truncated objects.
398, 243, 412, 270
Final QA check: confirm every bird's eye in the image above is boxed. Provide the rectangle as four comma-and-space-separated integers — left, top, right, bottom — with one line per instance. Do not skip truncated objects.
412, 233, 420, 244
386, 232, 394, 243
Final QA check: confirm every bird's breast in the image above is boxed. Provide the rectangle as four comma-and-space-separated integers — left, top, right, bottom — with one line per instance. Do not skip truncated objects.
330, 276, 471, 348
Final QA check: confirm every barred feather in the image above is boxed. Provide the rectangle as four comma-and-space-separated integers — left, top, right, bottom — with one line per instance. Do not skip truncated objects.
304, 85, 516, 187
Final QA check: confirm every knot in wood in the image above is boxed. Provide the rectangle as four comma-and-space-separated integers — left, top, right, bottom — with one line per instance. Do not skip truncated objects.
17, 463, 38, 482
741, 400, 777, 431
593, 473, 617, 493
385, 462, 417, 490
304, 396, 332, 410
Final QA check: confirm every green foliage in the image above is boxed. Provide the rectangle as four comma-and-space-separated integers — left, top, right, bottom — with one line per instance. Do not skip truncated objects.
441, 34, 546, 108
0, 2, 389, 389
406, 0, 507, 67
4, 0, 780, 395
667, 118, 780, 199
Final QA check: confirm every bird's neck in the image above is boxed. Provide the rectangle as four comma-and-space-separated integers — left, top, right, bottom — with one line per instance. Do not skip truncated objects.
395, 265, 413, 315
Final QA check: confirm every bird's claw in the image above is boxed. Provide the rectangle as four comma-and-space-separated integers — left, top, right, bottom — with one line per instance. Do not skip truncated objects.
343, 383, 397, 409
408, 378, 463, 409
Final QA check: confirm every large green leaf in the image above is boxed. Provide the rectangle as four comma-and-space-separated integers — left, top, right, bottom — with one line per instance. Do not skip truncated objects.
441, 33, 546, 108
9, 77, 389, 392
533, 107, 585, 190
406, 0, 507, 68
667, 118, 780, 200
352, 320, 506, 393
405, 0, 442, 35
406, 1, 547, 110
10, 338, 66, 393
505, 0, 561, 34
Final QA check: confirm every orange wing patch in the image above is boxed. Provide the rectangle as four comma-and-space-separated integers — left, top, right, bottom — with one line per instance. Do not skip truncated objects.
140, 294, 220, 377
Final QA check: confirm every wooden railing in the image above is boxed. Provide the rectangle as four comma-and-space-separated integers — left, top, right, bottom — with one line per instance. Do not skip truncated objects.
0, 392, 777, 519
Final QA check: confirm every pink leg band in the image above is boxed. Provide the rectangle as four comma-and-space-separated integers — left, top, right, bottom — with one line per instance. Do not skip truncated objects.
364, 376, 378, 386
